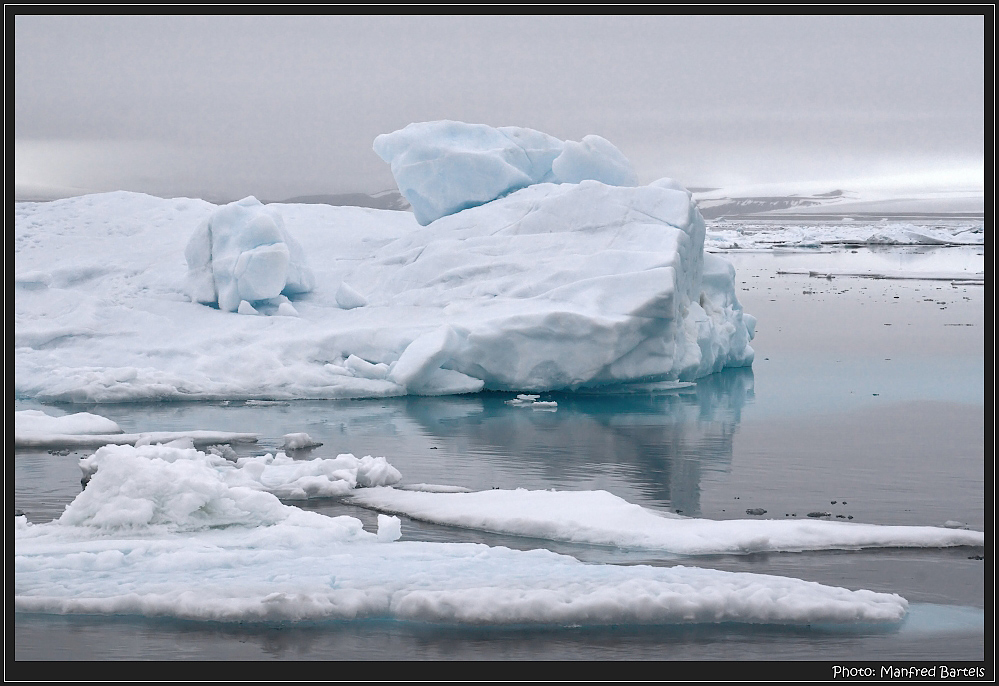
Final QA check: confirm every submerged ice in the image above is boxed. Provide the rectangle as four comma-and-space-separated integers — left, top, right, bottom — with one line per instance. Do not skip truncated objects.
14, 122, 755, 402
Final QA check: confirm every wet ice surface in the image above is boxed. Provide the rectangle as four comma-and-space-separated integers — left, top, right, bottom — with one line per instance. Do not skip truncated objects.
13, 239, 986, 660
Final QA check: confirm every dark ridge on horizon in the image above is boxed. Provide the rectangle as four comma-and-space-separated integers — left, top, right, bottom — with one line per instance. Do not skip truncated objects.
271, 191, 411, 211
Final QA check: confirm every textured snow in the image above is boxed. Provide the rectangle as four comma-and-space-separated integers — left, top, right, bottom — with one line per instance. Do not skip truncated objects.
15, 179, 754, 402
349, 487, 986, 554
76, 444, 402, 502
372, 121, 637, 225
15, 445, 908, 625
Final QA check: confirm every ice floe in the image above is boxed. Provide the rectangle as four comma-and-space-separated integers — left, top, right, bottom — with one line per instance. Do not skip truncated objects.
14, 409, 257, 450
15, 444, 908, 625
348, 487, 985, 554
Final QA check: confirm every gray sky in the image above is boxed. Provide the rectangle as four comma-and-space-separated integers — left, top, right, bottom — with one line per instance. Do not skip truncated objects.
14, 14, 986, 202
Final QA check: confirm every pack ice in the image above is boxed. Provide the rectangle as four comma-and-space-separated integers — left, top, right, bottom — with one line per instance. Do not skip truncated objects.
14, 122, 754, 402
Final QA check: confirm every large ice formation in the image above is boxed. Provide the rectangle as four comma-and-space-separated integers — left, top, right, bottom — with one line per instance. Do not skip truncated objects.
373, 121, 639, 225
185, 196, 315, 312
14, 123, 754, 402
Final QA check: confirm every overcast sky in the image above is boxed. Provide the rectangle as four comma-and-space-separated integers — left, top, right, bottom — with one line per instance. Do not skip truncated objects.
14, 14, 986, 202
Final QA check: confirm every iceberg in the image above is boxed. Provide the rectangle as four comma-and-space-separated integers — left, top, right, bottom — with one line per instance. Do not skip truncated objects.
14, 124, 754, 402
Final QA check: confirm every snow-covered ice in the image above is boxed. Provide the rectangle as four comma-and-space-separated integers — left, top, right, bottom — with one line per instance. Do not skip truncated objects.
14, 409, 257, 449
15, 444, 909, 625
76, 444, 402, 501
14, 125, 755, 402
15, 409, 122, 436
349, 487, 985, 554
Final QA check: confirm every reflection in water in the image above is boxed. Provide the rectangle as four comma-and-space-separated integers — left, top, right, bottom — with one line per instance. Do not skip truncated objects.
399, 367, 754, 516
30, 367, 754, 519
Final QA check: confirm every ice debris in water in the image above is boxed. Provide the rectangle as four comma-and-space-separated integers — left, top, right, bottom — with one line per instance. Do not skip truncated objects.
282, 432, 323, 450
185, 196, 315, 313
373, 120, 638, 225
16, 444, 911, 625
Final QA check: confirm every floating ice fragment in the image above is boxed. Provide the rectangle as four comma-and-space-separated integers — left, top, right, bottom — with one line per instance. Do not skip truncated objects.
282, 433, 323, 450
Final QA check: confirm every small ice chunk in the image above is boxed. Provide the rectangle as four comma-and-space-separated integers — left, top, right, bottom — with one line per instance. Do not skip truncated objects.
943, 520, 967, 529
531, 401, 558, 411
237, 300, 259, 315
377, 514, 402, 542
282, 433, 323, 450
345, 355, 390, 380
336, 281, 368, 309
276, 301, 299, 317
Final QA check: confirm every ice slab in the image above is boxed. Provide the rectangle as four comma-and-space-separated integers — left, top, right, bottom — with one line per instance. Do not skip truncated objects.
348, 487, 986, 554
373, 121, 637, 225
15, 445, 908, 625
16, 429, 258, 450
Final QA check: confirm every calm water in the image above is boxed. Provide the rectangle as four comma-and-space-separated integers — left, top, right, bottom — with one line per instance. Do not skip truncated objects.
14, 249, 986, 661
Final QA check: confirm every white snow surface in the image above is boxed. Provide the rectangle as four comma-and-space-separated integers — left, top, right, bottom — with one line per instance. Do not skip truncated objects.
15, 180, 754, 403
373, 121, 637, 225
349, 487, 986, 555
15, 445, 908, 625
